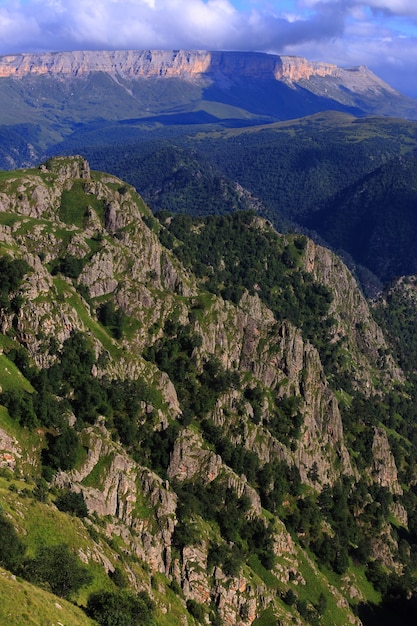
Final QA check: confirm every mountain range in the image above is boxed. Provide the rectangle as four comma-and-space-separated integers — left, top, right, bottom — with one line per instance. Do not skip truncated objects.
1, 49, 417, 292
1, 49, 417, 170
2, 50, 417, 626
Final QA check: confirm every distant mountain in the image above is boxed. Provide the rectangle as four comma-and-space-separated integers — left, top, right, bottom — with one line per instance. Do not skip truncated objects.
1, 49, 417, 168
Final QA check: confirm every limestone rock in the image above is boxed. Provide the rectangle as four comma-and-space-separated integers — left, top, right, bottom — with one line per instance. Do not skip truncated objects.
168, 428, 222, 483
371, 427, 403, 495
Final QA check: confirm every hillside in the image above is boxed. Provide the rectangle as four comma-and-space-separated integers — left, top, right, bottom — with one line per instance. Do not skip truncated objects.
1, 156, 417, 624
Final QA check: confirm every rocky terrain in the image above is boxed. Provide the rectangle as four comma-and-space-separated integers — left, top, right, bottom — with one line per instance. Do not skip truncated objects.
0, 156, 417, 625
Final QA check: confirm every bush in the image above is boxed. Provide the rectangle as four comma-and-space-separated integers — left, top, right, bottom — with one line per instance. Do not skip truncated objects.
52, 255, 84, 279
0, 389, 37, 428
42, 427, 81, 473
0, 513, 26, 572
97, 300, 125, 339
186, 599, 205, 622
109, 565, 129, 588
55, 490, 88, 518
23, 543, 93, 599
86, 589, 154, 625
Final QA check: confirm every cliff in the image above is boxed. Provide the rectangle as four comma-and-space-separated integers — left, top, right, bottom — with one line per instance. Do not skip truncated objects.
1, 48, 416, 173
0, 49, 395, 94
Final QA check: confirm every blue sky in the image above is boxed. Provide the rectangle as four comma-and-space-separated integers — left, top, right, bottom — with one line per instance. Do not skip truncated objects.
0, 0, 416, 97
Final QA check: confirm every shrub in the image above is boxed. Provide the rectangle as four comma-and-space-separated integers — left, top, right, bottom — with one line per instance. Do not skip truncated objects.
42, 427, 81, 473
55, 489, 88, 518
0, 513, 26, 572
186, 599, 205, 622
23, 543, 93, 599
86, 589, 154, 625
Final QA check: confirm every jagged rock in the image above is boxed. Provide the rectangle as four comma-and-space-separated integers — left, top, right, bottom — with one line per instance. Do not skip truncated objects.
0, 156, 412, 625
182, 542, 211, 602
371, 427, 403, 495
213, 569, 260, 626
44, 155, 91, 181
305, 240, 403, 393
0, 50, 399, 102
168, 428, 222, 483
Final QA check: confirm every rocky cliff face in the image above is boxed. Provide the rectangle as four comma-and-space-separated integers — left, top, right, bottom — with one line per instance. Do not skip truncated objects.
0, 49, 397, 94
0, 156, 413, 625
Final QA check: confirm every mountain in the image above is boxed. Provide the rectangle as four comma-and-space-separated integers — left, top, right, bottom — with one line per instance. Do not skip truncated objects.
2, 156, 417, 625
1, 49, 417, 169
75, 111, 417, 293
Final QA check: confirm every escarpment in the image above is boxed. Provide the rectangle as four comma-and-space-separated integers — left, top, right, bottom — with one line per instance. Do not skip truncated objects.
0, 49, 398, 101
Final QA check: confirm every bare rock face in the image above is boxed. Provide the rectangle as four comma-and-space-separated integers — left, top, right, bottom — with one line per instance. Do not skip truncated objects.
0, 49, 395, 98
371, 427, 403, 495
182, 542, 211, 602
0, 155, 411, 625
54, 423, 138, 522
168, 428, 222, 483
213, 570, 261, 626
305, 240, 403, 394
0, 174, 62, 219
0, 428, 21, 471
43, 155, 91, 180
53, 421, 178, 575
198, 287, 352, 486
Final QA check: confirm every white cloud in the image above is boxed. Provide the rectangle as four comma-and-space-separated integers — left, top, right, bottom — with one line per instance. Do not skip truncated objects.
0, 0, 415, 96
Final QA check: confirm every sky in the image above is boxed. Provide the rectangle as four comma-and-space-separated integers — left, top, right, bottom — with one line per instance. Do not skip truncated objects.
0, 0, 416, 98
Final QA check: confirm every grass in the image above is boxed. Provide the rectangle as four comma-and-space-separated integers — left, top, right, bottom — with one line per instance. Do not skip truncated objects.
290, 547, 356, 626
0, 479, 117, 605
0, 407, 44, 479
0, 405, 17, 435
0, 212, 20, 227
252, 607, 281, 626
145, 573, 193, 626
52, 277, 122, 359
0, 567, 96, 626
248, 553, 281, 590
0, 353, 34, 394
59, 181, 105, 227
82, 453, 114, 489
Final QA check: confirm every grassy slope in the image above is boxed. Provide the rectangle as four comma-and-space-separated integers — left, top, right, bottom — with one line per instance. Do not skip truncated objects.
0, 567, 96, 626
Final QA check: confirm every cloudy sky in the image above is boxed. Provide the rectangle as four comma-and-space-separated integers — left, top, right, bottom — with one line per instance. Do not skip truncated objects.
0, 0, 416, 97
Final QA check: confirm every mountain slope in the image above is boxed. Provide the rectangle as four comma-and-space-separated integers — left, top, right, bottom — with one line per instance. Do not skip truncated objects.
1, 157, 417, 625
301, 151, 417, 283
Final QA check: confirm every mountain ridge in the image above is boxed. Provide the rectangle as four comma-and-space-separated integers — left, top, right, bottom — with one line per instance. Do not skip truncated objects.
0, 49, 388, 87
1, 49, 417, 172
2, 156, 417, 624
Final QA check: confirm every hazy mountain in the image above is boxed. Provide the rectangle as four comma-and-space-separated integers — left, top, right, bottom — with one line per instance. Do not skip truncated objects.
1, 49, 417, 168
301, 151, 417, 284
74, 111, 417, 292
